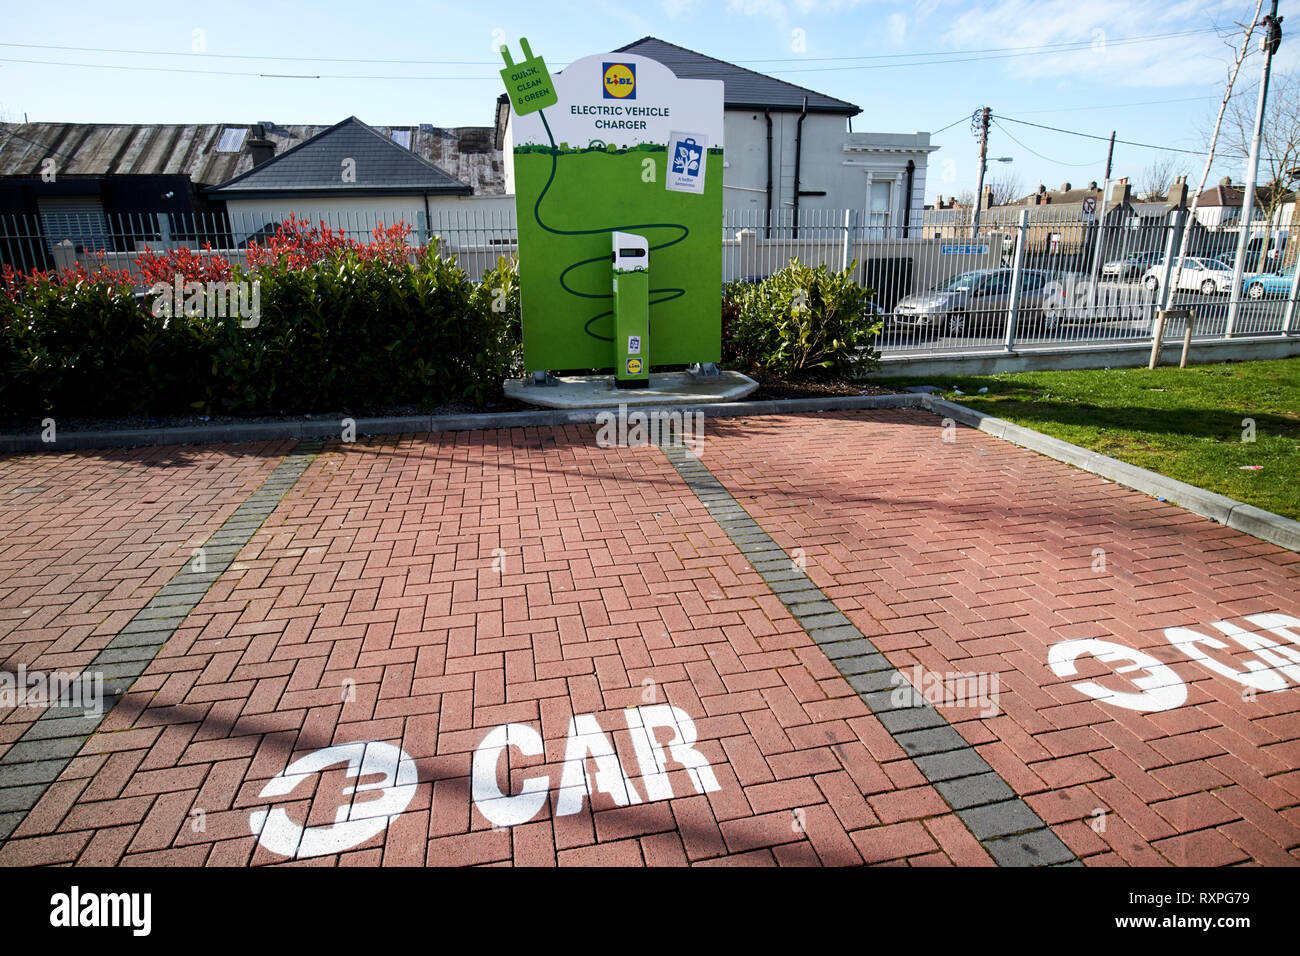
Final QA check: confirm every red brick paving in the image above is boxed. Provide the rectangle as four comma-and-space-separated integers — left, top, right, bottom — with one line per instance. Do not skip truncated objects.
1, 410, 1297, 866
0, 443, 294, 756
698, 409, 1300, 866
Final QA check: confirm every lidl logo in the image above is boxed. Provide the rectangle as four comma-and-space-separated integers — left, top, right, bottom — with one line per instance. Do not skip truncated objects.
603, 62, 636, 99
626, 358, 643, 375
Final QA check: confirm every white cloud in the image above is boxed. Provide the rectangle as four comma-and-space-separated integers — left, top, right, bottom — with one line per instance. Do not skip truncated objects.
661, 0, 702, 17
726, 0, 790, 19
940, 0, 1261, 89
888, 12, 907, 45
724, 0, 876, 21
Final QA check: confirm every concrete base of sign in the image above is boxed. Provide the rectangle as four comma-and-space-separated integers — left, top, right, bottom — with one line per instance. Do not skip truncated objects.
505, 370, 759, 409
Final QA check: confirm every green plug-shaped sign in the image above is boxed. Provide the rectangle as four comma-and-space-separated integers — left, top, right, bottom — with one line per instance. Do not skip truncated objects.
499, 38, 557, 116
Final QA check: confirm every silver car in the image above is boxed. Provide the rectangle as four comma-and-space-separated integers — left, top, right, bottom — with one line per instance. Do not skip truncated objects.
889, 268, 1051, 338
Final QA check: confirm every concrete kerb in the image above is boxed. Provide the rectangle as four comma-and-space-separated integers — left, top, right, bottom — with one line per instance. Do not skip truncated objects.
5, 387, 1295, 554
922, 395, 1300, 554
0, 393, 924, 453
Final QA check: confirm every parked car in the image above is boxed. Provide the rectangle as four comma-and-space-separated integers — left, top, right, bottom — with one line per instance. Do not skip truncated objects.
1227, 235, 1288, 270
1101, 250, 1161, 280
1243, 262, 1297, 299
1141, 257, 1240, 296
889, 268, 1051, 337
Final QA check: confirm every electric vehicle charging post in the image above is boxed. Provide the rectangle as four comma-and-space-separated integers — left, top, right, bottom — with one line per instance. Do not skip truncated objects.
499, 39, 724, 381
612, 232, 650, 388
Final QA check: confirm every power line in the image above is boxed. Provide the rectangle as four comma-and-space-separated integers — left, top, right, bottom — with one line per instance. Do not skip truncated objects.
1001, 95, 1217, 116
0, 57, 492, 81
0, 26, 1224, 69
762, 28, 1227, 74
740, 27, 1223, 63
0, 42, 507, 67
930, 114, 972, 135
996, 114, 1215, 157
0, 26, 1230, 82
991, 119, 1103, 167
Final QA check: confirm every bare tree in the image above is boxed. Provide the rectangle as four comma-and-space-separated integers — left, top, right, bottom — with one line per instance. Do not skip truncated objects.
1220, 68, 1300, 260
1139, 157, 1188, 201
1154, 0, 1264, 367
987, 171, 1024, 206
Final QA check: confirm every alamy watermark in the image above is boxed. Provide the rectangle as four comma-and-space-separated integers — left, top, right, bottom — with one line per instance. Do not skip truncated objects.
1043, 275, 1155, 324
148, 275, 261, 328
889, 665, 1000, 717
595, 405, 705, 455
0, 664, 104, 717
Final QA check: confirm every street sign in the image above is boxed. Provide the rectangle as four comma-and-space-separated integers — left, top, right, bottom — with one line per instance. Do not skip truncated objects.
1082, 196, 1098, 222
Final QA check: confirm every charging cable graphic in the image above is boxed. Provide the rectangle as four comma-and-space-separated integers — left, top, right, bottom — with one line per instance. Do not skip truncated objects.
534, 112, 690, 342
499, 38, 691, 343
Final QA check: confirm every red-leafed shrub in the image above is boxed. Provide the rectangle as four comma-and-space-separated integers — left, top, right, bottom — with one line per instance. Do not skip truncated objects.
244, 214, 415, 270
0, 219, 522, 419
135, 244, 234, 286
2, 252, 134, 301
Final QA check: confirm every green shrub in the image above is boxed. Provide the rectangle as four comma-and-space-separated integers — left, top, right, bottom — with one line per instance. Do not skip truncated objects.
0, 241, 524, 419
724, 259, 881, 378
469, 256, 523, 403
0, 267, 200, 418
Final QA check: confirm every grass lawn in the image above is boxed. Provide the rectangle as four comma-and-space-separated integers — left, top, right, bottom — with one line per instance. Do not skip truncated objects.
874, 358, 1300, 521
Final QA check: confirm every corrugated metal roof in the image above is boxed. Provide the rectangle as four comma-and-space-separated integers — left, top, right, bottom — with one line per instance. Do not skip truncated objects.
206, 117, 470, 196
614, 37, 860, 116
0, 119, 506, 194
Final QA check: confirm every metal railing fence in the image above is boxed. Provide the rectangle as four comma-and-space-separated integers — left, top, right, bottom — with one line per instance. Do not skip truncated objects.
3, 205, 1296, 357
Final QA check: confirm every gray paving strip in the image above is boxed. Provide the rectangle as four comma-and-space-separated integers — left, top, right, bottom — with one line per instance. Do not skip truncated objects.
658, 439, 1079, 868
0, 440, 323, 845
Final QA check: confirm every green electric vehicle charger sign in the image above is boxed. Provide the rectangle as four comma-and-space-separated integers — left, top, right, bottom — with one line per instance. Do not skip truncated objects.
500, 40, 724, 373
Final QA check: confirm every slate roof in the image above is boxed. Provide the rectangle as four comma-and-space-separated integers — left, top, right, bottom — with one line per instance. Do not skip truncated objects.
206, 117, 471, 198
614, 37, 860, 116
1193, 180, 1294, 207
0, 119, 502, 193
1011, 183, 1104, 206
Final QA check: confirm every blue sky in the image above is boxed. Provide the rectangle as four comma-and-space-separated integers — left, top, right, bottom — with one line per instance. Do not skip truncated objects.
0, 0, 1291, 201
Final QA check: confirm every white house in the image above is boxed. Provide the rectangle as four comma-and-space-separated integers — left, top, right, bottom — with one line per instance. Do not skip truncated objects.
1192, 176, 1294, 230
499, 37, 936, 236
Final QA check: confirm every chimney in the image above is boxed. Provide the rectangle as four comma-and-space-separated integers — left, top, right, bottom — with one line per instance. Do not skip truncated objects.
1088, 180, 1098, 191
1113, 176, 1131, 205
247, 124, 276, 167
982, 184, 994, 209
1060, 182, 1072, 192
1220, 175, 1233, 187
1165, 175, 1188, 208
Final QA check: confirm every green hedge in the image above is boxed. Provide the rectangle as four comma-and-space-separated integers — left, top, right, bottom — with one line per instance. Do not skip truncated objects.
0, 247, 522, 419
723, 259, 882, 378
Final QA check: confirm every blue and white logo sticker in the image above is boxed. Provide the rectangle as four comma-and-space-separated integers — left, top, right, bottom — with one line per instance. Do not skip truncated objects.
666, 131, 707, 195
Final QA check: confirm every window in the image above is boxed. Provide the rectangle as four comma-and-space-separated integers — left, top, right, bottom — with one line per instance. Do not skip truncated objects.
869, 180, 892, 232
979, 273, 1010, 295
390, 129, 412, 149
937, 271, 978, 292
215, 127, 248, 152
38, 196, 110, 254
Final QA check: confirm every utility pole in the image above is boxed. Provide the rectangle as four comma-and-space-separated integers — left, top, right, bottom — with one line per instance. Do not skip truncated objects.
1227, 0, 1283, 337
970, 107, 991, 238
1087, 131, 1117, 311
1151, 0, 1266, 369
